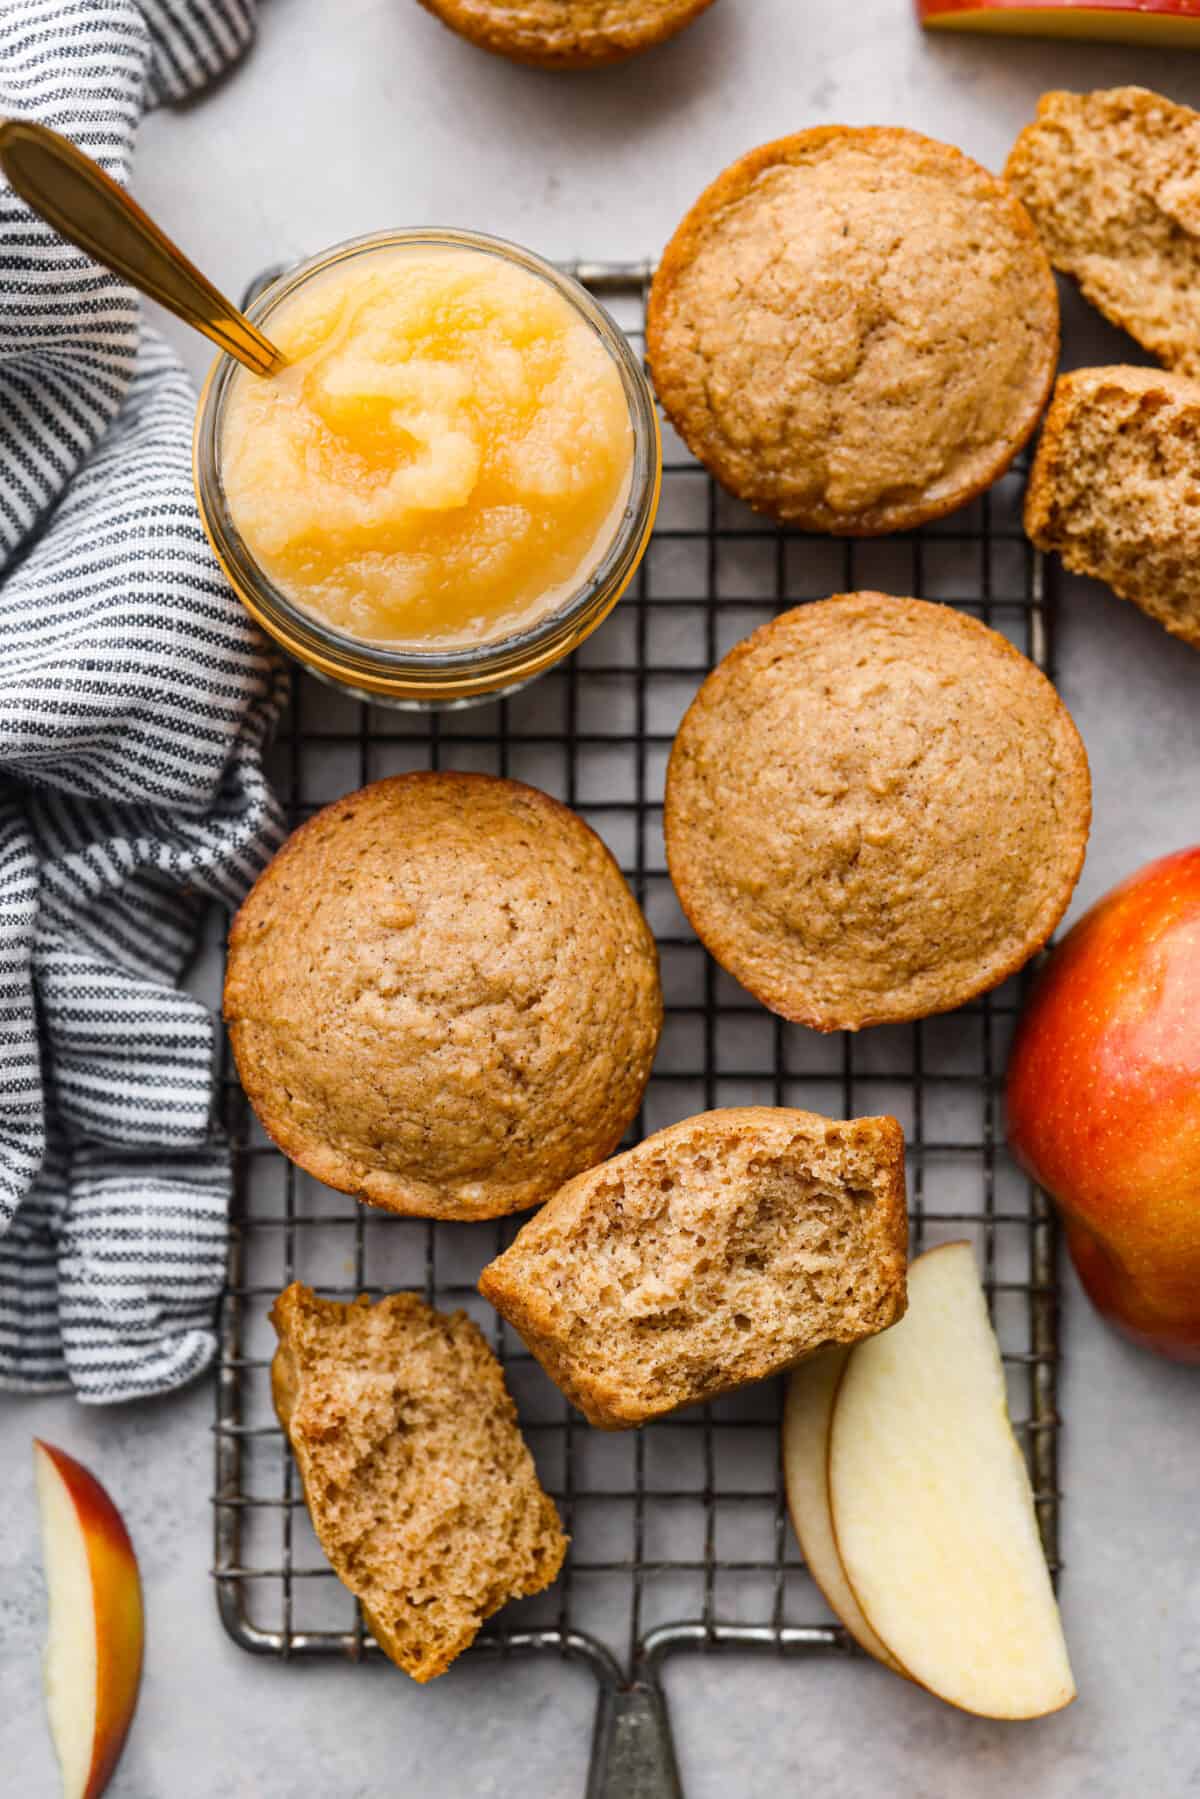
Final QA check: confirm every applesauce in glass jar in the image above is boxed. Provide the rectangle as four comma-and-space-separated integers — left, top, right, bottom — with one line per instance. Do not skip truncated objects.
194, 229, 660, 706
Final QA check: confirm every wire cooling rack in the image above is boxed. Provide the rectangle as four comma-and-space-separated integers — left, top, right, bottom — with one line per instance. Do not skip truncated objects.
212, 263, 1062, 1799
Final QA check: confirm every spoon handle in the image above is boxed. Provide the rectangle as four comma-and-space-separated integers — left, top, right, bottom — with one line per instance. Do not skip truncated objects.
0, 117, 284, 377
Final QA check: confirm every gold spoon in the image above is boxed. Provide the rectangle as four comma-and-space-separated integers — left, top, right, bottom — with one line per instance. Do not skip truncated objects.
0, 117, 284, 377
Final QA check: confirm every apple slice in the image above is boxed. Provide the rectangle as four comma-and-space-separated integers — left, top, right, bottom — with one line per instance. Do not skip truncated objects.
34, 1441, 144, 1799
918, 0, 1200, 44
828, 1244, 1075, 1720
783, 1347, 904, 1672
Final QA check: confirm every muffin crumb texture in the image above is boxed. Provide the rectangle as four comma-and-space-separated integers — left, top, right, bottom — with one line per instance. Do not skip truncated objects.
663, 594, 1091, 1031
270, 1284, 567, 1681
224, 773, 662, 1219
417, 0, 716, 66
479, 1107, 908, 1428
647, 127, 1058, 534
1006, 86, 1200, 377
1026, 365, 1200, 650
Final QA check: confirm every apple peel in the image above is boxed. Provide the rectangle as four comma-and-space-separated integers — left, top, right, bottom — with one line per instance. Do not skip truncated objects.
828, 1244, 1075, 1720
34, 1441, 144, 1799
918, 1, 1200, 45
782, 1347, 903, 1673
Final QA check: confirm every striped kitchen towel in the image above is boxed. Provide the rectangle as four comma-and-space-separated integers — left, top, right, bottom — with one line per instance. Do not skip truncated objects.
0, 0, 286, 1401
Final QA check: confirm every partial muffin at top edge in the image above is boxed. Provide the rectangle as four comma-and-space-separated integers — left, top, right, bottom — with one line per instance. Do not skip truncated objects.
647, 126, 1059, 535
416, 0, 717, 67
225, 771, 663, 1219
663, 594, 1091, 1031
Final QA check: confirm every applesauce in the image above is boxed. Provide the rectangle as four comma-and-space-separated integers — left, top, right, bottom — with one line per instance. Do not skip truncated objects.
220, 245, 634, 648
196, 231, 660, 704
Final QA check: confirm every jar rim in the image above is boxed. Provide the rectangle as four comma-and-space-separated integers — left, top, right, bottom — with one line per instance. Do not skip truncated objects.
193, 227, 661, 701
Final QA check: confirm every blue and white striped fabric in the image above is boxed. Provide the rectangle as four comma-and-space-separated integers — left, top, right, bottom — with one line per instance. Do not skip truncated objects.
0, 0, 285, 1401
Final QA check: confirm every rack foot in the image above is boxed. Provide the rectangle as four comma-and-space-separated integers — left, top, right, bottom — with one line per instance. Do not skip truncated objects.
587, 1677, 684, 1799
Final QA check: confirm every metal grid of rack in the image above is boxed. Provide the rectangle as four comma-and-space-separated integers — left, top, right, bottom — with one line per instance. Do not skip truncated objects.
212, 264, 1061, 1798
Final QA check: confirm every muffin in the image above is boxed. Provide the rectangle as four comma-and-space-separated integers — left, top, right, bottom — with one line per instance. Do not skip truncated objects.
664, 595, 1091, 1031
416, 0, 716, 66
271, 1284, 566, 1680
479, 1106, 908, 1428
1025, 366, 1200, 651
646, 127, 1059, 535
1006, 87, 1200, 379
225, 772, 662, 1218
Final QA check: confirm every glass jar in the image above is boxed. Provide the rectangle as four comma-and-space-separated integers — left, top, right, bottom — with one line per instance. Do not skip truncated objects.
193, 228, 661, 708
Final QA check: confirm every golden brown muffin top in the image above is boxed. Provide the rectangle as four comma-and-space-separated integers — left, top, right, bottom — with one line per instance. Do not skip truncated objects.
225, 772, 662, 1218
647, 127, 1059, 534
664, 595, 1091, 1031
417, 0, 716, 67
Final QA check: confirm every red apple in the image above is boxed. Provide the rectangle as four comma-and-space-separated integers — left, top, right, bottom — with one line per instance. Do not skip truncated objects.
1007, 847, 1200, 1361
918, 0, 1200, 45
34, 1441, 144, 1799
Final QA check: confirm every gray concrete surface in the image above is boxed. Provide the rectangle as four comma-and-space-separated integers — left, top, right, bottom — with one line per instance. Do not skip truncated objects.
3, 1, 1200, 1794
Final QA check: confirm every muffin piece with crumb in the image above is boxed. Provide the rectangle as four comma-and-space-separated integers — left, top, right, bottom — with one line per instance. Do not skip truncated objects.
1006, 87, 1200, 377
479, 1107, 908, 1429
270, 1284, 567, 1681
1025, 365, 1200, 650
